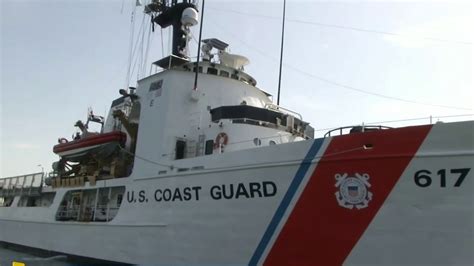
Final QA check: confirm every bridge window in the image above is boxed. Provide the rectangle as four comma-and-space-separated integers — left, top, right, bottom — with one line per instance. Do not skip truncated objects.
210, 105, 287, 126
210, 105, 311, 138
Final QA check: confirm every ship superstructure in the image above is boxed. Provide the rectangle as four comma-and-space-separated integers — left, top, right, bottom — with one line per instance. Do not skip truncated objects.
0, 1, 473, 265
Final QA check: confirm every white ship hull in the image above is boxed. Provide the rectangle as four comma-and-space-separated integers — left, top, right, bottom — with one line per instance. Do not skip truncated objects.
1, 121, 473, 265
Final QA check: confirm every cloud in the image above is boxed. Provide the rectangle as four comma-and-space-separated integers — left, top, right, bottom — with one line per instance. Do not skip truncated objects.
13, 143, 39, 150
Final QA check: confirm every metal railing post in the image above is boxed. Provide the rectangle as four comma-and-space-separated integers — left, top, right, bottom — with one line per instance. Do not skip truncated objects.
93, 188, 99, 222
106, 187, 112, 222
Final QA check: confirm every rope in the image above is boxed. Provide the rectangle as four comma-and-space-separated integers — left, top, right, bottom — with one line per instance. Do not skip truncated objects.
119, 145, 174, 168
206, 17, 471, 111
132, 12, 147, 81
142, 21, 153, 76
124, 5, 137, 91
314, 113, 474, 132
283, 63, 472, 111
91, 115, 473, 173
225, 133, 293, 146
123, 142, 369, 174
207, 6, 472, 46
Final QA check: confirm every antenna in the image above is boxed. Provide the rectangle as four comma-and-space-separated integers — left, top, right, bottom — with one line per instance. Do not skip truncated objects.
194, 0, 205, 91
276, 0, 286, 106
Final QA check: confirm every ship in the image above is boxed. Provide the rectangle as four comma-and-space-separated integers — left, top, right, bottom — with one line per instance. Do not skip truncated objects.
1, 0, 473, 265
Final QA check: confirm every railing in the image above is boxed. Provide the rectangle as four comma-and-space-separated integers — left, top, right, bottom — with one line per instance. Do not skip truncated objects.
231, 118, 306, 138
264, 103, 303, 120
56, 205, 81, 221
324, 125, 392, 137
56, 204, 120, 222
0, 172, 44, 197
315, 114, 473, 137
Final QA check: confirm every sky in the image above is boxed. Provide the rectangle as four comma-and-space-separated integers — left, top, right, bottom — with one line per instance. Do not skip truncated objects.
1, 0, 473, 177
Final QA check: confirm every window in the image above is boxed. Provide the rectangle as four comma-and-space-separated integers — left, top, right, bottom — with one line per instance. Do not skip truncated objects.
117, 194, 123, 207
0, 197, 14, 207
219, 70, 229, 77
193, 66, 203, 73
210, 105, 286, 125
205, 140, 214, 155
176, 140, 186, 159
207, 67, 218, 75
149, 80, 163, 92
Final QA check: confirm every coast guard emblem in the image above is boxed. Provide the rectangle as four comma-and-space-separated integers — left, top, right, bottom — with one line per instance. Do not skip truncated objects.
335, 173, 373, 209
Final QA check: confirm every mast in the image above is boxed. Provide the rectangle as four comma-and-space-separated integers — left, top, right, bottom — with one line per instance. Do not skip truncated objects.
145, 0, 199, 68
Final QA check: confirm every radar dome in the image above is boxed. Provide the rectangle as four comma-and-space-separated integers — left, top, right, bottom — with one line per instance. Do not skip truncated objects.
218, 51, 250, 70
181, 7, 198, 26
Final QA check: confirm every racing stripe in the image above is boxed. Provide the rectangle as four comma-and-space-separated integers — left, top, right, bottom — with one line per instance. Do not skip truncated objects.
249, 138, 325, 266
264, 125, 432, 266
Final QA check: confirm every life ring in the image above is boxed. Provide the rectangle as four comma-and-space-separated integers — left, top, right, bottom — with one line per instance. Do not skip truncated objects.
214, 132, 229, 149
58, 138, 68, 144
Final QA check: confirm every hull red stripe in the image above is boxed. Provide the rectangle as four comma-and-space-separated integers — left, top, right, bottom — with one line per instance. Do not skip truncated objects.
249, 139, 325, 266
264, 125, 432, 266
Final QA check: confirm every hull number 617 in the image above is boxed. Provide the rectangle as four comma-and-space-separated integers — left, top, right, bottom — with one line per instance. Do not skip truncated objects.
414, 168, 470, 188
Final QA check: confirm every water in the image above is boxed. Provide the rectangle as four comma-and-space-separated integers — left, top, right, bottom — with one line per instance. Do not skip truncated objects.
0, 244, 129, 265
0, 245, 70, 266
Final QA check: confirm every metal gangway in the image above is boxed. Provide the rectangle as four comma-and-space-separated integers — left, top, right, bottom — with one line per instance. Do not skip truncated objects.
0, 172, 44, 197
